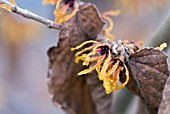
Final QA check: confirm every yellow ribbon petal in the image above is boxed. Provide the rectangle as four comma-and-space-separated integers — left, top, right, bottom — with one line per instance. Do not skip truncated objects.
114, 64, 129, 91
107, 60, 119, 78
75, 54, 87, 63
102, 16, 114, 40
78, 55, 105, 75
112, 66, 123, 91
43, 0, 58, 5
85, 43, 104, 62
75, 45, 95, 57
101, 10, 121, 40
62, 1, 79, 22
54, 1, 79, 24
155, 43, 167, 51
96, 64, 101, 74
102, 10, 121, 16
99, 51, 111, 80
71, 40, 98, 51
75, 54, 100, 64
103, 76, 114, 94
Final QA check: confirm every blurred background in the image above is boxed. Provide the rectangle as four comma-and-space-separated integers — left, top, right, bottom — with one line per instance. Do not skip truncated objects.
0, 0, 170, 114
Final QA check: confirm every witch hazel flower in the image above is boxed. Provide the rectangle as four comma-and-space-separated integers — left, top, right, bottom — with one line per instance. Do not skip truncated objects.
54, 0, 79, 24
71, 39, 143, 94
43, 0, 79, 24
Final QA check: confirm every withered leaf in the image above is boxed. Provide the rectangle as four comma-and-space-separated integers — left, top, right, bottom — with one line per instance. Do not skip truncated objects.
137, 99, 149, 114
120, 48, 169, 114
47, 3, 105, 114
158, 74, 170, 114
87, 69, 113, 114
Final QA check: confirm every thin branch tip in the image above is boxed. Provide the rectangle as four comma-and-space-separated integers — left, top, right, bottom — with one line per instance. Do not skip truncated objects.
0, 0, 61, 30
11, 5, 17, 12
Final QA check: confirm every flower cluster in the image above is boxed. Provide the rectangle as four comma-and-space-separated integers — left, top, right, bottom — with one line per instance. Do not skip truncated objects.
43, 0, 79, 24
71, 40, 141, 94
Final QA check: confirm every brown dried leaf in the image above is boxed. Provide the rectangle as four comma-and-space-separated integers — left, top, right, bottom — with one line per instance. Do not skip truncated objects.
120, 48, 169, 114
158, 74, 170, 114
87, 71, 113, 114
137, 99, 149, 114
47, 3, 105, 114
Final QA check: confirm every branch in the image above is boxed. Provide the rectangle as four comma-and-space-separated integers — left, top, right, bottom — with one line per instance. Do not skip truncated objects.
146, 12, 170, 47
0, 0, 61, 30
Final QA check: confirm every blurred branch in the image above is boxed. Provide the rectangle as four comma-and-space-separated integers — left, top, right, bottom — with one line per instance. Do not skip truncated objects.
0, 0, 61, 30
146, 12, 170, 47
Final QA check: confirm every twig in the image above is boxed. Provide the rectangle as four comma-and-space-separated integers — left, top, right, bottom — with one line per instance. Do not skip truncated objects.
146, 12, 170, 47
0, 0, 61, 30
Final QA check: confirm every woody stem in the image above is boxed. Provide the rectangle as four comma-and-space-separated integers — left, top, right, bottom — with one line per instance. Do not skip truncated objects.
0, 0, 61, 30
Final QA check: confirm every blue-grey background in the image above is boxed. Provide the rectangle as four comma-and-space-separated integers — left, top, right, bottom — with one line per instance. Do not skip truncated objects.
0, 0, 170, 114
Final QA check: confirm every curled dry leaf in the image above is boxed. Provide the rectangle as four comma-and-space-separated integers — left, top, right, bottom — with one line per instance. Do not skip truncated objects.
87, 68, 113, 114
47, 3, 106, 114
136, 99, 149, 114
158, 73, 170, 114
120, 48, 169, 114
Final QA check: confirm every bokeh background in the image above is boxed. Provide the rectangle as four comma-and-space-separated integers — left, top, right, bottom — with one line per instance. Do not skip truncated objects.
0, 0, 170, 114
